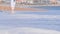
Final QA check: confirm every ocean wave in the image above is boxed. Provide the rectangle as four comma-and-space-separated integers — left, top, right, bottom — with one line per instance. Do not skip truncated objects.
11, 14, 60, 20
0, 27, 59, 34
0, 14, 60, 20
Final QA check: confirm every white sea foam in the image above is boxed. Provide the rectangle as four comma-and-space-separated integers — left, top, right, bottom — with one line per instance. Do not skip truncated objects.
0, 27, 60, 34
10, 14, 60, 19
1, 14, 60, 20
3, 27, 60, 34
0, 30, 8, 34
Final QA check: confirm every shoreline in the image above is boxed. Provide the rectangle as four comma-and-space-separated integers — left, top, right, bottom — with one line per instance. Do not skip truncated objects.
0, 5, 48, 12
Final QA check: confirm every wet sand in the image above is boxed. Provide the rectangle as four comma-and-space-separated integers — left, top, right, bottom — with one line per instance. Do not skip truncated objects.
0, 5, 47, 12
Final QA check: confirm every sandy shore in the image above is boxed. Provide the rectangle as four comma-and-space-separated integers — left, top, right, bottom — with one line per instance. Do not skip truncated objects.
0, 5, 47, 12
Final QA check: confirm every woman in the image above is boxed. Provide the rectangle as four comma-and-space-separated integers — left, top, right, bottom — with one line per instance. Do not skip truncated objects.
11, 0, 16, 14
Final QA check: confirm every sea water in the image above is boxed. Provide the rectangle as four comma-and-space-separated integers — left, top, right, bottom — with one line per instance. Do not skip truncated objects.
0, 7, 60, 34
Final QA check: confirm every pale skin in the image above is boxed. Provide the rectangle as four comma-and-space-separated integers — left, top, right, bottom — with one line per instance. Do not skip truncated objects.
50, 0, 56, 2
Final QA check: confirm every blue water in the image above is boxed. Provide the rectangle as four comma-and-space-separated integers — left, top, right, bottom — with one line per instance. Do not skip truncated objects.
32, 6, 60, 10
14, 10, 60, 15
0, 7, 60, 31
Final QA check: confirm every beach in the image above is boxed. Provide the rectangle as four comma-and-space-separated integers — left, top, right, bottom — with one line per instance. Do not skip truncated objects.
0, 5, 48, 12
0, 1, 60, 34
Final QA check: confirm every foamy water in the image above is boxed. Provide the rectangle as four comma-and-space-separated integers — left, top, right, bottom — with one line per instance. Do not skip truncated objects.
0, 27, 60, 34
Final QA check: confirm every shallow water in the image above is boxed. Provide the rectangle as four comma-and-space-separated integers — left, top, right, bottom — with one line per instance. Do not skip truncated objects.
0, 10, 60, 34
31, 6, 60, 10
